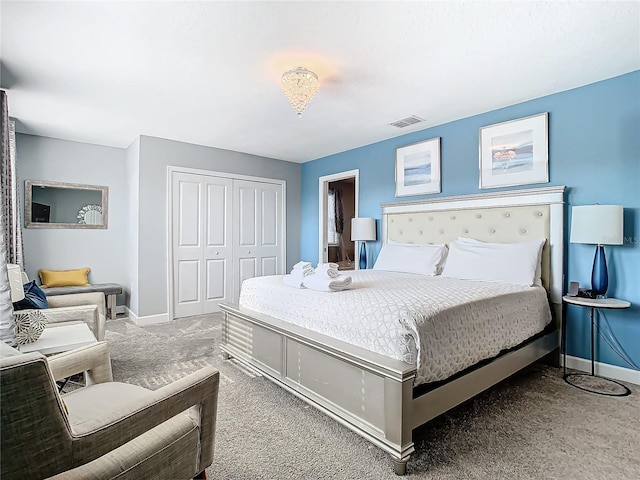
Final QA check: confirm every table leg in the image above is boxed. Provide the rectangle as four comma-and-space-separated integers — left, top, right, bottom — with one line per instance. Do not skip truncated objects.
564, 305, 631, 396
590, 307, 595, 376
562, 301, 567, 378
107, 294, 117, 320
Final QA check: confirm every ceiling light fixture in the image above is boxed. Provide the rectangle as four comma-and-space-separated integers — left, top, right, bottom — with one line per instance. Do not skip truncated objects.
281, 67, 319, 117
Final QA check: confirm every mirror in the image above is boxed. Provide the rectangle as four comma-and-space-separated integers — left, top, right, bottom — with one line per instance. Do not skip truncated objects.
25, 180, 108, 229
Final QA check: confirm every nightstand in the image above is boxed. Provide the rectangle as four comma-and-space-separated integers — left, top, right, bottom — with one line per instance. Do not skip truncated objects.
562, 295, 631, 396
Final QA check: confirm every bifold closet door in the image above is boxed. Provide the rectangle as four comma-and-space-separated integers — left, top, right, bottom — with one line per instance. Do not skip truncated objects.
233, 180, 284, 301
172, 173, 233, 318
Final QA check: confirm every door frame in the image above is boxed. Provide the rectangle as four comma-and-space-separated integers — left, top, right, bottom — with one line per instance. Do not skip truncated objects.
167, 166, 287, 321
317, 169, 359, 265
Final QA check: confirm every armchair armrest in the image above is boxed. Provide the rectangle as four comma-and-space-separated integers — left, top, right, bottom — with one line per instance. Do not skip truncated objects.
40, 304, 98, 326
48, 341, 113, 385
43, 304, 102, 341
47, 292, 106, 318
70, 366, 219, 471
46, 294, 105, 341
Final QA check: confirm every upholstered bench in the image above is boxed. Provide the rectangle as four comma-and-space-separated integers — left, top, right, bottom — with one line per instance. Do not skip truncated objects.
41, 284, 122, 320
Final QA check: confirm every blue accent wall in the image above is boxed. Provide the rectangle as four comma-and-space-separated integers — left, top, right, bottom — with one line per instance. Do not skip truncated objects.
301, 71, 640, 370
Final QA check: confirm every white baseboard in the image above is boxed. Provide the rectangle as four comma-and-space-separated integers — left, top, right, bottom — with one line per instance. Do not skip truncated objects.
125, 307, 170, 326
563, 355, 640, 386
110, 310, 640, 386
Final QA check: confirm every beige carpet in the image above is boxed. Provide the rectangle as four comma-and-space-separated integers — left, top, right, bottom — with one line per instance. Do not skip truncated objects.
105, 315, 640, 480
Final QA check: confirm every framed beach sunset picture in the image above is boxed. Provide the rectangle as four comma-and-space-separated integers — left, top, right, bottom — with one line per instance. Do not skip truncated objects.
395, 137, 441, 197
479, 113, 549, 189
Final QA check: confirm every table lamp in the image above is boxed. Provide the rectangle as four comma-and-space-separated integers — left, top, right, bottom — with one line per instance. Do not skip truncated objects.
351, 217, 376, 269
570, 205, 623, 298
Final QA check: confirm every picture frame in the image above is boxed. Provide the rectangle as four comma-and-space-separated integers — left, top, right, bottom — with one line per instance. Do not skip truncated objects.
395, 137, 441, 197
479, 112, 549, 189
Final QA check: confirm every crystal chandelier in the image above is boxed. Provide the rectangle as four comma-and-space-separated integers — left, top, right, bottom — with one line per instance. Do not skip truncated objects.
281, 67, 319, 117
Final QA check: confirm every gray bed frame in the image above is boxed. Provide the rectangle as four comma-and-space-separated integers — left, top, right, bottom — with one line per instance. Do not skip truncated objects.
220, 186, 565, 475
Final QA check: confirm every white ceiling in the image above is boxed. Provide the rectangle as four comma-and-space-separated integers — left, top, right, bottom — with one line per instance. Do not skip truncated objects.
2, 1, 639, 163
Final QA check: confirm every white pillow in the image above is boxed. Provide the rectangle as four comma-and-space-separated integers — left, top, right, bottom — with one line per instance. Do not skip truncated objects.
440, 237, 546, 286
373, 243, 448, 276
455, 237, 544, 286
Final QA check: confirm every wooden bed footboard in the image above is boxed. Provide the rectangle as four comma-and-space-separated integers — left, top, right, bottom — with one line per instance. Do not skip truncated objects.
220, 303, 416, 472
220, 303, 559, 475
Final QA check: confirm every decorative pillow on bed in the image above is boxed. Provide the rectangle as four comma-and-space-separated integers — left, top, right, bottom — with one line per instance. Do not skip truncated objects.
39, 268, 91, 288
440, 237, 545, 286
373, 243, 448, 276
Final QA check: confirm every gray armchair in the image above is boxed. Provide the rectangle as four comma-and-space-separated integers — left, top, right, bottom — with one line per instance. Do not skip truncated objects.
0, 342, 219, 479
7, 263, 106, 340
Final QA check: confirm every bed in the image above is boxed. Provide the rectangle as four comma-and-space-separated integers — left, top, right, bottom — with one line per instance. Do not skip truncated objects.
220, 186, 565, 475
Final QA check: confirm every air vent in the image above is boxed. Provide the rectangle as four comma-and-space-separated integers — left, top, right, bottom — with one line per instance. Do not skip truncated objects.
389, 115, 425, 128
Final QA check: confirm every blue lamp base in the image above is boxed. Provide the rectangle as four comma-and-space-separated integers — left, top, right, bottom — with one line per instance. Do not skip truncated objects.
359, 242, 367, 270
591, 244, 608, 298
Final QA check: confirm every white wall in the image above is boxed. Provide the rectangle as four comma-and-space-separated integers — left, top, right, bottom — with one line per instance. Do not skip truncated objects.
17, 134, 128, 305
135, 135, 301, 318
16, 133, 302, 320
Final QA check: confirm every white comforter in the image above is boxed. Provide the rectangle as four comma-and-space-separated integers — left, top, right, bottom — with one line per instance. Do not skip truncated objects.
239, 271, 552, 385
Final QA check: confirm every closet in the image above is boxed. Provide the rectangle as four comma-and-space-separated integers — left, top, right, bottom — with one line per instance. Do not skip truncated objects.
170, 170, 285, 319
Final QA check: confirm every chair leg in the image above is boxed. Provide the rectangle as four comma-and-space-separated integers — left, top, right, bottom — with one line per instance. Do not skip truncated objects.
194, 471, 207, 480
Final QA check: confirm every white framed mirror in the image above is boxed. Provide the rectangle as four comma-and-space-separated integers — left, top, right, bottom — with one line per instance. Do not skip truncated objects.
25, 180, 109, 229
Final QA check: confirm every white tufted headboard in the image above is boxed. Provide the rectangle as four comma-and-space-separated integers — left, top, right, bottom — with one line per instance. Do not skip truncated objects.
381, 186, 565, 306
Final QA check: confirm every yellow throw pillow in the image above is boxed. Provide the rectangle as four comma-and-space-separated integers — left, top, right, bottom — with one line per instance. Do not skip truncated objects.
39, 268, 91, 288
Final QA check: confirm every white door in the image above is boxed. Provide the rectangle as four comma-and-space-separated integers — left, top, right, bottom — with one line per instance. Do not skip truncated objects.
202, 176, 233, 313
172, 173, 233, 318
173, 173, 203, 318
233, 180, 284, 301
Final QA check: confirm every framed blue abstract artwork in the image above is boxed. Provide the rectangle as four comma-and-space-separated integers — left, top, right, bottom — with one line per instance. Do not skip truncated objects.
395, 137, 441, 197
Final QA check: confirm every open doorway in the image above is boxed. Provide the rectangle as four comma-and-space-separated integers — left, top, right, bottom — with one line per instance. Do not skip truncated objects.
318, 170, 359, 270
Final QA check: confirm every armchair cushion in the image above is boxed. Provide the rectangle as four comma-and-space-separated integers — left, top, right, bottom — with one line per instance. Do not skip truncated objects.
63, 382, 150, 426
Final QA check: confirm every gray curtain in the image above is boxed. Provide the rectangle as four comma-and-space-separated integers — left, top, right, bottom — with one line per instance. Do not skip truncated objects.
0, 195, 16, 345
0, 90, 21, 345
0, 90, 24, 269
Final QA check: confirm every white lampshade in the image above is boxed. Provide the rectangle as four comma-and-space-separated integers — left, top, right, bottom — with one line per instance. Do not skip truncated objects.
570, 205, 624, 245
351, 217, 377, 242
